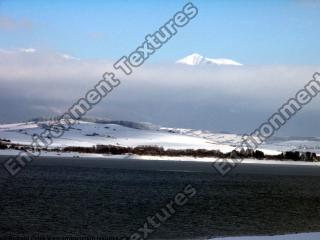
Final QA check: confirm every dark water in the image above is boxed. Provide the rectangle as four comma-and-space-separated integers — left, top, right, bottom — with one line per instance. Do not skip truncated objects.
0, 163, 320, 239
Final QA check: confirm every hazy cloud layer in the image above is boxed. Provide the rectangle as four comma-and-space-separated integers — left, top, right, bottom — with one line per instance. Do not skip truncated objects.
0, 49, 319, 136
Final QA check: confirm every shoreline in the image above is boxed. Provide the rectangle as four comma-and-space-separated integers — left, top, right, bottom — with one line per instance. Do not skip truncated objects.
209, 232, 320, 240
1, 154, 320, 176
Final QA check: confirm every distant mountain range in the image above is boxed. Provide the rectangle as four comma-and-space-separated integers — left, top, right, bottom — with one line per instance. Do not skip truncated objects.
176, 53, 243, 66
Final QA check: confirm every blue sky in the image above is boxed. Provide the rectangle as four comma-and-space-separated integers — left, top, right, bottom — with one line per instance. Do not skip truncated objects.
1, 1, 320, 135
1, 0, 320, 64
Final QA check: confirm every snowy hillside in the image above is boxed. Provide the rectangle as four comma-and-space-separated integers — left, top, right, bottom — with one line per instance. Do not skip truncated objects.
176, 53, 243, 66
0, 119, 320, 156
0, 120, 232, 152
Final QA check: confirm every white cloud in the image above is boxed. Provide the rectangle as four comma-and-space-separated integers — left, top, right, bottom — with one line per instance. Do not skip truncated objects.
19, 48, 36, 53
60, 53, 80, 61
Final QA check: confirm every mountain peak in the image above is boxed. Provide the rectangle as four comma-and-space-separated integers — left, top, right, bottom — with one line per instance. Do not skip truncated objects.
176, 53, 204, 65
176, 53, 243, 66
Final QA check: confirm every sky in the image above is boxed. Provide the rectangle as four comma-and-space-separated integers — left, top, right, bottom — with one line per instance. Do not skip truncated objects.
0, 0, 320, 137
1, 0, 320, 64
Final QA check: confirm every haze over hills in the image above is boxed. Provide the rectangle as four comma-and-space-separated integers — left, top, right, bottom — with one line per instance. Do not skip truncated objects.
1, 48, 320, 136
176, 53, 243, 66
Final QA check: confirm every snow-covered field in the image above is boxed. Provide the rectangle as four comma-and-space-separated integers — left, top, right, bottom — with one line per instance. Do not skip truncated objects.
0, 120, 320, 157
160, 127, 320, 155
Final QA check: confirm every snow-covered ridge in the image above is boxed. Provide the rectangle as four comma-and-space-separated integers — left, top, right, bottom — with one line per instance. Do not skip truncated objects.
176, 53, 243, 66
0, 120, 231, 152
0, 119, 320, 155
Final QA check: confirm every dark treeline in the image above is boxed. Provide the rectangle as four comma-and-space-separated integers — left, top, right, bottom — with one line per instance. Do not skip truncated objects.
62, 144, 319, 162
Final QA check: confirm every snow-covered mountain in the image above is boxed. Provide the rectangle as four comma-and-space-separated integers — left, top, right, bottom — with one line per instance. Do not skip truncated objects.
176, 53, 243, 66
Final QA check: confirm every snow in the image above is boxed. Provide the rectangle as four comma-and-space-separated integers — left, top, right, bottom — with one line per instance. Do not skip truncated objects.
0, 120, 319, 161
107, 155, 320, 166
261, 138, 320, 155
205, 57, 243, 66
0, 121, 224, 150
176, 53, 205, 65
176, 53, 243, 66
209, 232, 320, 240
161, 126, 246, 147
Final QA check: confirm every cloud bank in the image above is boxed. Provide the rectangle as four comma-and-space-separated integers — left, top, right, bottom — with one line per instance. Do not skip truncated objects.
0, 49, 319, 136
